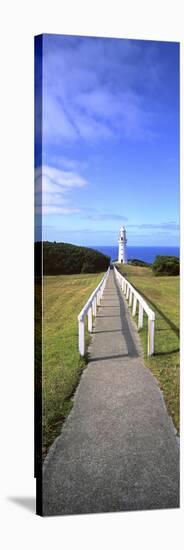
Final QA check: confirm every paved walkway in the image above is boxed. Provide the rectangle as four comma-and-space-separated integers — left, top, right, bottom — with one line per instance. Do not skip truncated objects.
43, 270, 179, 515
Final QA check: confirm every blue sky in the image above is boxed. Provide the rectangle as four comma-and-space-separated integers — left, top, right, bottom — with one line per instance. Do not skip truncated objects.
35, 35, 179, 246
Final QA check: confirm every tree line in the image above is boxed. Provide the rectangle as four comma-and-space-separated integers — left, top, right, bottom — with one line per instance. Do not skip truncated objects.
128, 256, 179, 275
35, 241, 110, 275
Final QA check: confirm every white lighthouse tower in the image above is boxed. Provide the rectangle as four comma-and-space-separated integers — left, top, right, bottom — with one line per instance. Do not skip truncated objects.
118, 226, 127, 263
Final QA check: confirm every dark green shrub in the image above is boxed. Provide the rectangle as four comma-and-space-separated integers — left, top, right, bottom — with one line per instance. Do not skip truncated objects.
81, 262, 92, 273
35, 241, 110, 275
152, 255, 179, 276
128, 259, 150, 267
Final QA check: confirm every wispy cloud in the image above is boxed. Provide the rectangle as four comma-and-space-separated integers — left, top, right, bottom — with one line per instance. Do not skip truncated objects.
42, 154, 88, 172
127, 222, 179, 231
35, 164, 88, 215
42, 36, 161, 144
35, 164, 130, 219
82, 211, 128, 222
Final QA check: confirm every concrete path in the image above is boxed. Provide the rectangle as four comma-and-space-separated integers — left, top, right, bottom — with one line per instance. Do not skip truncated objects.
43, 270, 179, 515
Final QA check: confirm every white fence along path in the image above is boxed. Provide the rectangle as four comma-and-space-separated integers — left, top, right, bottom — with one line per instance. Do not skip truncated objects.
78, 267, 110, 356
114, 266, 155, 356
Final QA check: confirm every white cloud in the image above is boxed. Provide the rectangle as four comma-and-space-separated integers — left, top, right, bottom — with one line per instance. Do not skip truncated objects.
42, 155, 88, 172
34, 164, 129, 220
127, 222, 179, 231
35, 164, 88, 215
83, 211, 128, 222
35, 206, 80, 215
42, 36, 162, 144
35, 165, 87, 190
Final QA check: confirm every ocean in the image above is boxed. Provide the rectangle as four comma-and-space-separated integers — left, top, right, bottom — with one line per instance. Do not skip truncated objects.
89, 246, 180, 264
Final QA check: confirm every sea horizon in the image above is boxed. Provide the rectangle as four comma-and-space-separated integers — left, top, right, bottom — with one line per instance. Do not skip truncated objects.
89, 245, 180, 264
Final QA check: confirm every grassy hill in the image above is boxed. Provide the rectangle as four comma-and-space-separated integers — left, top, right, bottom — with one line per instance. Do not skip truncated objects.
35, 241, 110, 275
128, 259, 150, 267
38, 272, 104, 457
116, 264, 179, 433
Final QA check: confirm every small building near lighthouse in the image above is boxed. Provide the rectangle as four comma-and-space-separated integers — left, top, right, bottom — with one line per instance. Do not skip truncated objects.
118, 226, 127, 263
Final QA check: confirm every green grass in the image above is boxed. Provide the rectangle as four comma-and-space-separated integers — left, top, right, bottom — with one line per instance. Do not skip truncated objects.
116, 264, 180, 433
42, 272, 104, 456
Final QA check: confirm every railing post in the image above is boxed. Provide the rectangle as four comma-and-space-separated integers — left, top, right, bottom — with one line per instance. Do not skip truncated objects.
129, 290, 133, 307
114, 267, 155, 357
132, 295, 137, 316
148, 318, 155, 356
78, 319, 85, 356
92, 296, 97, 316
88, 307, 93, 333
78, 268, 110, 357
138, 303, 143, 329
97, 290, 101, 306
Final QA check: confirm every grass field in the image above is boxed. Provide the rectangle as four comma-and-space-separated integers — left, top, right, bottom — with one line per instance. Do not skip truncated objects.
42, 272, 104, 456
117, 264, 180, 433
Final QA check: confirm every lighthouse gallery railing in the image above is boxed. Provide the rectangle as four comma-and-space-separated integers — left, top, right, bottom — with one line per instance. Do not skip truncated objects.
114, 266, 155, 356
78, 267, 110, 356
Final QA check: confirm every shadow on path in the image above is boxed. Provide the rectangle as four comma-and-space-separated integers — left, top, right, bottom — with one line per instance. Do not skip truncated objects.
91, 272, 139, 362
94, 329, 122, 334
113, 272, 139, 358
89, 352, 129, 362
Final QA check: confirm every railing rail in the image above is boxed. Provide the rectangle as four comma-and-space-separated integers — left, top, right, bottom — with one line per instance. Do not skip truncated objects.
78, 267, 110, 356
114, 266, 155, 355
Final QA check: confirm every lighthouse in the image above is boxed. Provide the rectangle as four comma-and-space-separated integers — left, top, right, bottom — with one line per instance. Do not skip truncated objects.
118, 226, 127, 263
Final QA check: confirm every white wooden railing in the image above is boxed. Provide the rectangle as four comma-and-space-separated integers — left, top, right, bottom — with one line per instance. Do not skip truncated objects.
78, 267, 110, 356
114, 266, 155, 355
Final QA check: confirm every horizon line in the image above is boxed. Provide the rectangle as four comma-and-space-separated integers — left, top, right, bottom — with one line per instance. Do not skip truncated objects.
35, 240, 180, 248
